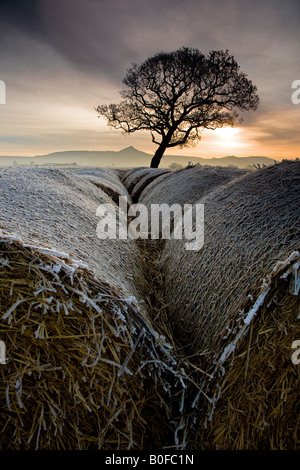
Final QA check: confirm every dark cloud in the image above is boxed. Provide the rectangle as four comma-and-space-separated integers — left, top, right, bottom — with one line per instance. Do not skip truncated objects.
0, 0, 46, 38
2, 0, 299, 85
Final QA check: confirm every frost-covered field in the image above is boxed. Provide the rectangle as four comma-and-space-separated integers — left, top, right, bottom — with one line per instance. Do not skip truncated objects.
0, 162, 299, 450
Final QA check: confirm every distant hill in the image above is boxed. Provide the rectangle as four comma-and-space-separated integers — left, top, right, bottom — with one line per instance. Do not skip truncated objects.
0, 146, 278, 169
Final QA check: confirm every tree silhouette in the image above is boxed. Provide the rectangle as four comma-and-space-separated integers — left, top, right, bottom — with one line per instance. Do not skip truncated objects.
96, 47, 259, 168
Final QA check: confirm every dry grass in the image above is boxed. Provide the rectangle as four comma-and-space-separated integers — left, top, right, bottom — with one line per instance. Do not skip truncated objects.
1, 161, 299, 450
122, 168, 161, 195
0, 236, 188, 450
73, 167, 131, 205
121, 167, 147, 188
130, 169, 170, 203
158, 161, 300, 449
192, 277, 300, 450
160, 162, 300, 356
139, 165, 247, 208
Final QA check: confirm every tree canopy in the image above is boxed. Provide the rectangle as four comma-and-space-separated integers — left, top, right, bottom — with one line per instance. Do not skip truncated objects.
96, 47, 259, 168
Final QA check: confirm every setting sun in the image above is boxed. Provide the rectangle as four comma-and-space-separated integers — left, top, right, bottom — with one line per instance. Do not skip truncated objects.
210, 126, 246, 150
215, 126, 240, 140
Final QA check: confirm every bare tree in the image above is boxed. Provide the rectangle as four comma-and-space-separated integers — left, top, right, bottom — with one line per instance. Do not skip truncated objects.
96, 47, 259, 168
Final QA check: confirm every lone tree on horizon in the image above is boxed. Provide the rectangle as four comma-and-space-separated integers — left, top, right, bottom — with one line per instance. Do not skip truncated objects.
96, 47, 259, 168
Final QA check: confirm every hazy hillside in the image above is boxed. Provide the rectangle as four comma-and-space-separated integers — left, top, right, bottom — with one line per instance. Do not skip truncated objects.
0, 146, 278, 169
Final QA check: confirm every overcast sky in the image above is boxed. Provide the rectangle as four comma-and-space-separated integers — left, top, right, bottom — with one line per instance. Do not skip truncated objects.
0, 0, 299, 159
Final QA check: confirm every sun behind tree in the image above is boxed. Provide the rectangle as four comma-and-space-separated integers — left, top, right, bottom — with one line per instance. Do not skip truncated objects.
96, 47, 259, 168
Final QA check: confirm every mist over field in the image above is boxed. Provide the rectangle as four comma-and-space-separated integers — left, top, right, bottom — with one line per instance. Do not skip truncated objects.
0, 146, 277, 169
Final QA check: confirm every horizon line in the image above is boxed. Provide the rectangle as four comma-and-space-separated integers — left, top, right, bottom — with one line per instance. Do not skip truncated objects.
0, 146, 283, 161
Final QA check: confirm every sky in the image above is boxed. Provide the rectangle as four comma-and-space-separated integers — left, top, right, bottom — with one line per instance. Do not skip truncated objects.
0, 0, 299, 160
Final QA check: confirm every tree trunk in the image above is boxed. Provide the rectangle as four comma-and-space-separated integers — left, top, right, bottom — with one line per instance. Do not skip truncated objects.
150, 141, 168, 168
